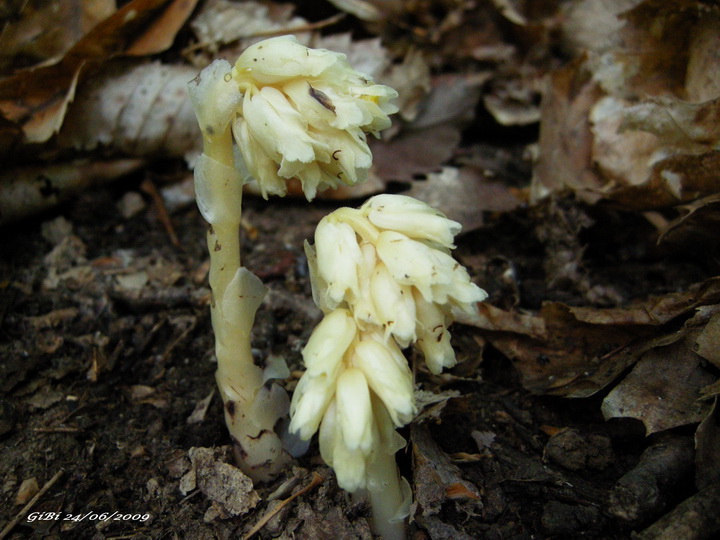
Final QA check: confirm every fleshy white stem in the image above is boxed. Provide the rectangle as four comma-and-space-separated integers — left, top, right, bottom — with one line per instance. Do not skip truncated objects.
190, 61, 290, 482
367, 450, 409, 540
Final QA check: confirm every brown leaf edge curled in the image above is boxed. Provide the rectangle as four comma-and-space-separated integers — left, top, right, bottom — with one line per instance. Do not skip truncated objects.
0, 0, 198, 144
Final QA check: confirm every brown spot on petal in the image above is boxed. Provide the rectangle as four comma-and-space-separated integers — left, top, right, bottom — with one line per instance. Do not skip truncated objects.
231, 436, 248, 459
309, 85, 336, 114
225, 401, 236, 417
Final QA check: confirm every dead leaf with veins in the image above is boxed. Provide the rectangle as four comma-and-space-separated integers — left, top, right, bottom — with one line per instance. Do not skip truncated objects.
0, 0, 198, 145
601, 340, 715, 435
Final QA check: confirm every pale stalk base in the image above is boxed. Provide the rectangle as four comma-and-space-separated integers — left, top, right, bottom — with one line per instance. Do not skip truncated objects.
196, 146, 291, 482
189, 62, 291, 483
367, 450, 411, 540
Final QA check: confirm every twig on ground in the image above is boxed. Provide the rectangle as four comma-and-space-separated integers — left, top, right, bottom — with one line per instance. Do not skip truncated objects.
243, 472, 325, 540
0, 469, 64, 540
608, 435, 694, 526
141, 178, 181, 248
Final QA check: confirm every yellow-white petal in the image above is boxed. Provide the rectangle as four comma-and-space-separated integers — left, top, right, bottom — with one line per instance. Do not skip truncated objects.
289, 373, 337, 440
315, 219, 363, 307
336, 368, 374, 452
318, 400, 369, 492
232, 118, 286, 198
363, 194, 461, 248
414, 291, 456, 374
352, 338, 416, 427
234, 36, 340, 85
242, 88, 318, 169
352, 243, 380, 328
301, 308, 357, 374
375, 231, 454, 301
370, 262, 416, 347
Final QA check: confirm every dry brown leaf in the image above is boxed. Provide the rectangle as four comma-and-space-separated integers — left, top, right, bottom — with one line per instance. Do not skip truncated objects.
456, 302, 545, 338
370, 73, 486, 182
530, 60, 605, 204
479, 302, 655, 397
609, 151, 720, 211
463, 277, 720, 397
601, 340, 714, 435
0, 0, 197, 145
371, 125, 460, 184
658, 194, 720, 251
57, 60, 200, 159
693, 312, 720, 369
699, 380, 720, 401
484, 76, 541, 126
126, 0, 199, 56
0, 0, 116, 74
561, 0, 643, 54
183, 446, 260, 518
411, 423, 481, 517
532, 1, 720, 210
324, 0, 385, 22
189, 0, 310, 62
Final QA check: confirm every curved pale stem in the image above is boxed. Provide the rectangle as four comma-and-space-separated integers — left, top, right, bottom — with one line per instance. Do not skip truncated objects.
190, 61, 290, 481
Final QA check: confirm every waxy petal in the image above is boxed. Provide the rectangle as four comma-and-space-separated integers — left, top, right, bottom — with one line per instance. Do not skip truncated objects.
352, 338, 416, 427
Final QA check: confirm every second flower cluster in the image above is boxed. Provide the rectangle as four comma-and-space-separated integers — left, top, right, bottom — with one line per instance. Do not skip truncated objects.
289, 194, 487, 491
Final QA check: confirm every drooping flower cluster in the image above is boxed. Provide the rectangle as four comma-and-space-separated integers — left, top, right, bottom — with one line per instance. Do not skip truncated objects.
290, 194, 487, 491
289, 309, 411, 491
228, 36, 398, 200
307, 194, 488, 373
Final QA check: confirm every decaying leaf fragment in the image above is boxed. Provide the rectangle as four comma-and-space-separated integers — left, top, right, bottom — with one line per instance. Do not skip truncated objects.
57, 61, 200, 160
695, 399, 720, 490
188, 0, 310, 60
532, 1, 720, 210
601, 340, 715, 434
0, 0, 116, 74
371, 73, 485, 183
411, 422, 481, 538
461, 277, 720, 398
0, 0, 197, 144
181, 446, 260, 521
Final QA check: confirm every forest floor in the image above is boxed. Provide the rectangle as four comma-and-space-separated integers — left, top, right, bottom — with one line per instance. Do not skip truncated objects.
1, 1, 719, 539
0, 165, 707, 539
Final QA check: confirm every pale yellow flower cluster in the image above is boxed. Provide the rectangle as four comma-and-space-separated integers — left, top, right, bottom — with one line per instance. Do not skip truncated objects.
230, 36, 398, 200
290, 194, 487, 491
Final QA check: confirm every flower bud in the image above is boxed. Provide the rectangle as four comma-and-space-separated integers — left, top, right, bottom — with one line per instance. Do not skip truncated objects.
336, 368, 374, 453
188, 59, 242, 137
314, 219, 363, 309
370, 262, 416, 347
353, 243, 381, 327
415, 291, 456, 374
301, 308, 357, 374
289, 372, 337, 441
374, 230, 454, 301
318, 400, 369, 492
234, 37, 339, 84
352, 337, 416, 426
363, 194, 462, 248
